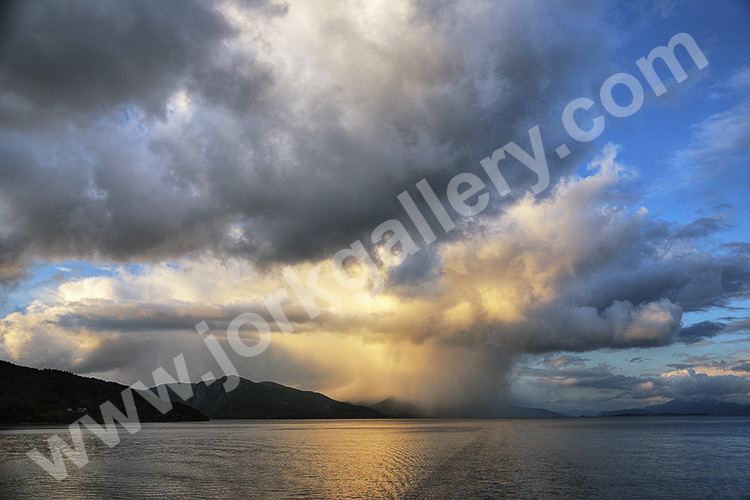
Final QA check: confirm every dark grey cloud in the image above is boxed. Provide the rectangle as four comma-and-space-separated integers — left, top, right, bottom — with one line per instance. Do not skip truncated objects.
386, 246, 446, 297
0, 0, 288, 280
0, 0, 233, 120
578, 233, 750, 314
505, 299, 682, 353
56, 299, 313, 333
0, 234, 27, 286
0, 0, 614, 280
677, 321, 726, 344
517, 363, 643, 393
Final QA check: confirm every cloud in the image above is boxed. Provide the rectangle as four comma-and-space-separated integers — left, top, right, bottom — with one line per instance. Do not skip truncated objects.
0, 303, 103, 371
3, 145, 748, 412
516, 357, 750, 411
724, 317, 750, 335
542, 355, 589, 369
0, 0, 252, 120
680, 103, 750, 169
659, 368, 750, 400
669, 65, 750, 189
387, 146, 747, 355
666, 352, 736, 372
677, 320, 725, 344
1, 1, 749, 413
0, 234, 27, 286
0, 0, 614, 277
674, 216, 733, 239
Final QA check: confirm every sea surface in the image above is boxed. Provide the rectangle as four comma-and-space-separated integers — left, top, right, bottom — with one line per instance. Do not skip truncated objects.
1, 417, 750, 499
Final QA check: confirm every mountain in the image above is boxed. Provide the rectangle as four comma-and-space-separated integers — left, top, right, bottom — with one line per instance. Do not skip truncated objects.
498, 405, 565, 418
0, 358, 564, 422
365, 397, 564, 418
599, 398, 750, 417
421, 401, 566, 418
648, 398, 750, 416
0, 360, 208, 424
599, 408, 654, 417
161, 379, 565, 419
157, 377, 386, 419
368, 397, 424, 418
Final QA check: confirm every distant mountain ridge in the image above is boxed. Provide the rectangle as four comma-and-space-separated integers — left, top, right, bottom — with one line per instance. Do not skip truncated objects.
162, 380, 566, 419
358, 397, 564, 419
157, 377, 386, 419
1, 359, 567, 422
599, 398, 750, 417
430, 403, 564, 419
0, 360, 208, 424
368, 397, 424, 418
495, 405, 565, 418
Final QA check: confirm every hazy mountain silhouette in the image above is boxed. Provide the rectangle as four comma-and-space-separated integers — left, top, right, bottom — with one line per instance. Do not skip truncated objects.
0, 360, 208, 424
368, 397, 425, 418
156, 377, 386, 419
493, 405, 565, 418
360, 396, 564, 418
599, 397, 750, 417
156, 379, 569, 419
0, 358, 566, 423
410, 399, 565, 418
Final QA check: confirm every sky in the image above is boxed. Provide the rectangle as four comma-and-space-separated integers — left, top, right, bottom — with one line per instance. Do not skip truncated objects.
0, 0, 749, 415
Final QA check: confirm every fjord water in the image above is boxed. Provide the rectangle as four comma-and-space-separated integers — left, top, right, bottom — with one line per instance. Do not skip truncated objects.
2, 417, 750, 499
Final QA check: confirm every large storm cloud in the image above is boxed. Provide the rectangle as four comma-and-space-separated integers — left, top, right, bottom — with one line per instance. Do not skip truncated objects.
0, 0, 613, 278
1, 0, 749, 414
